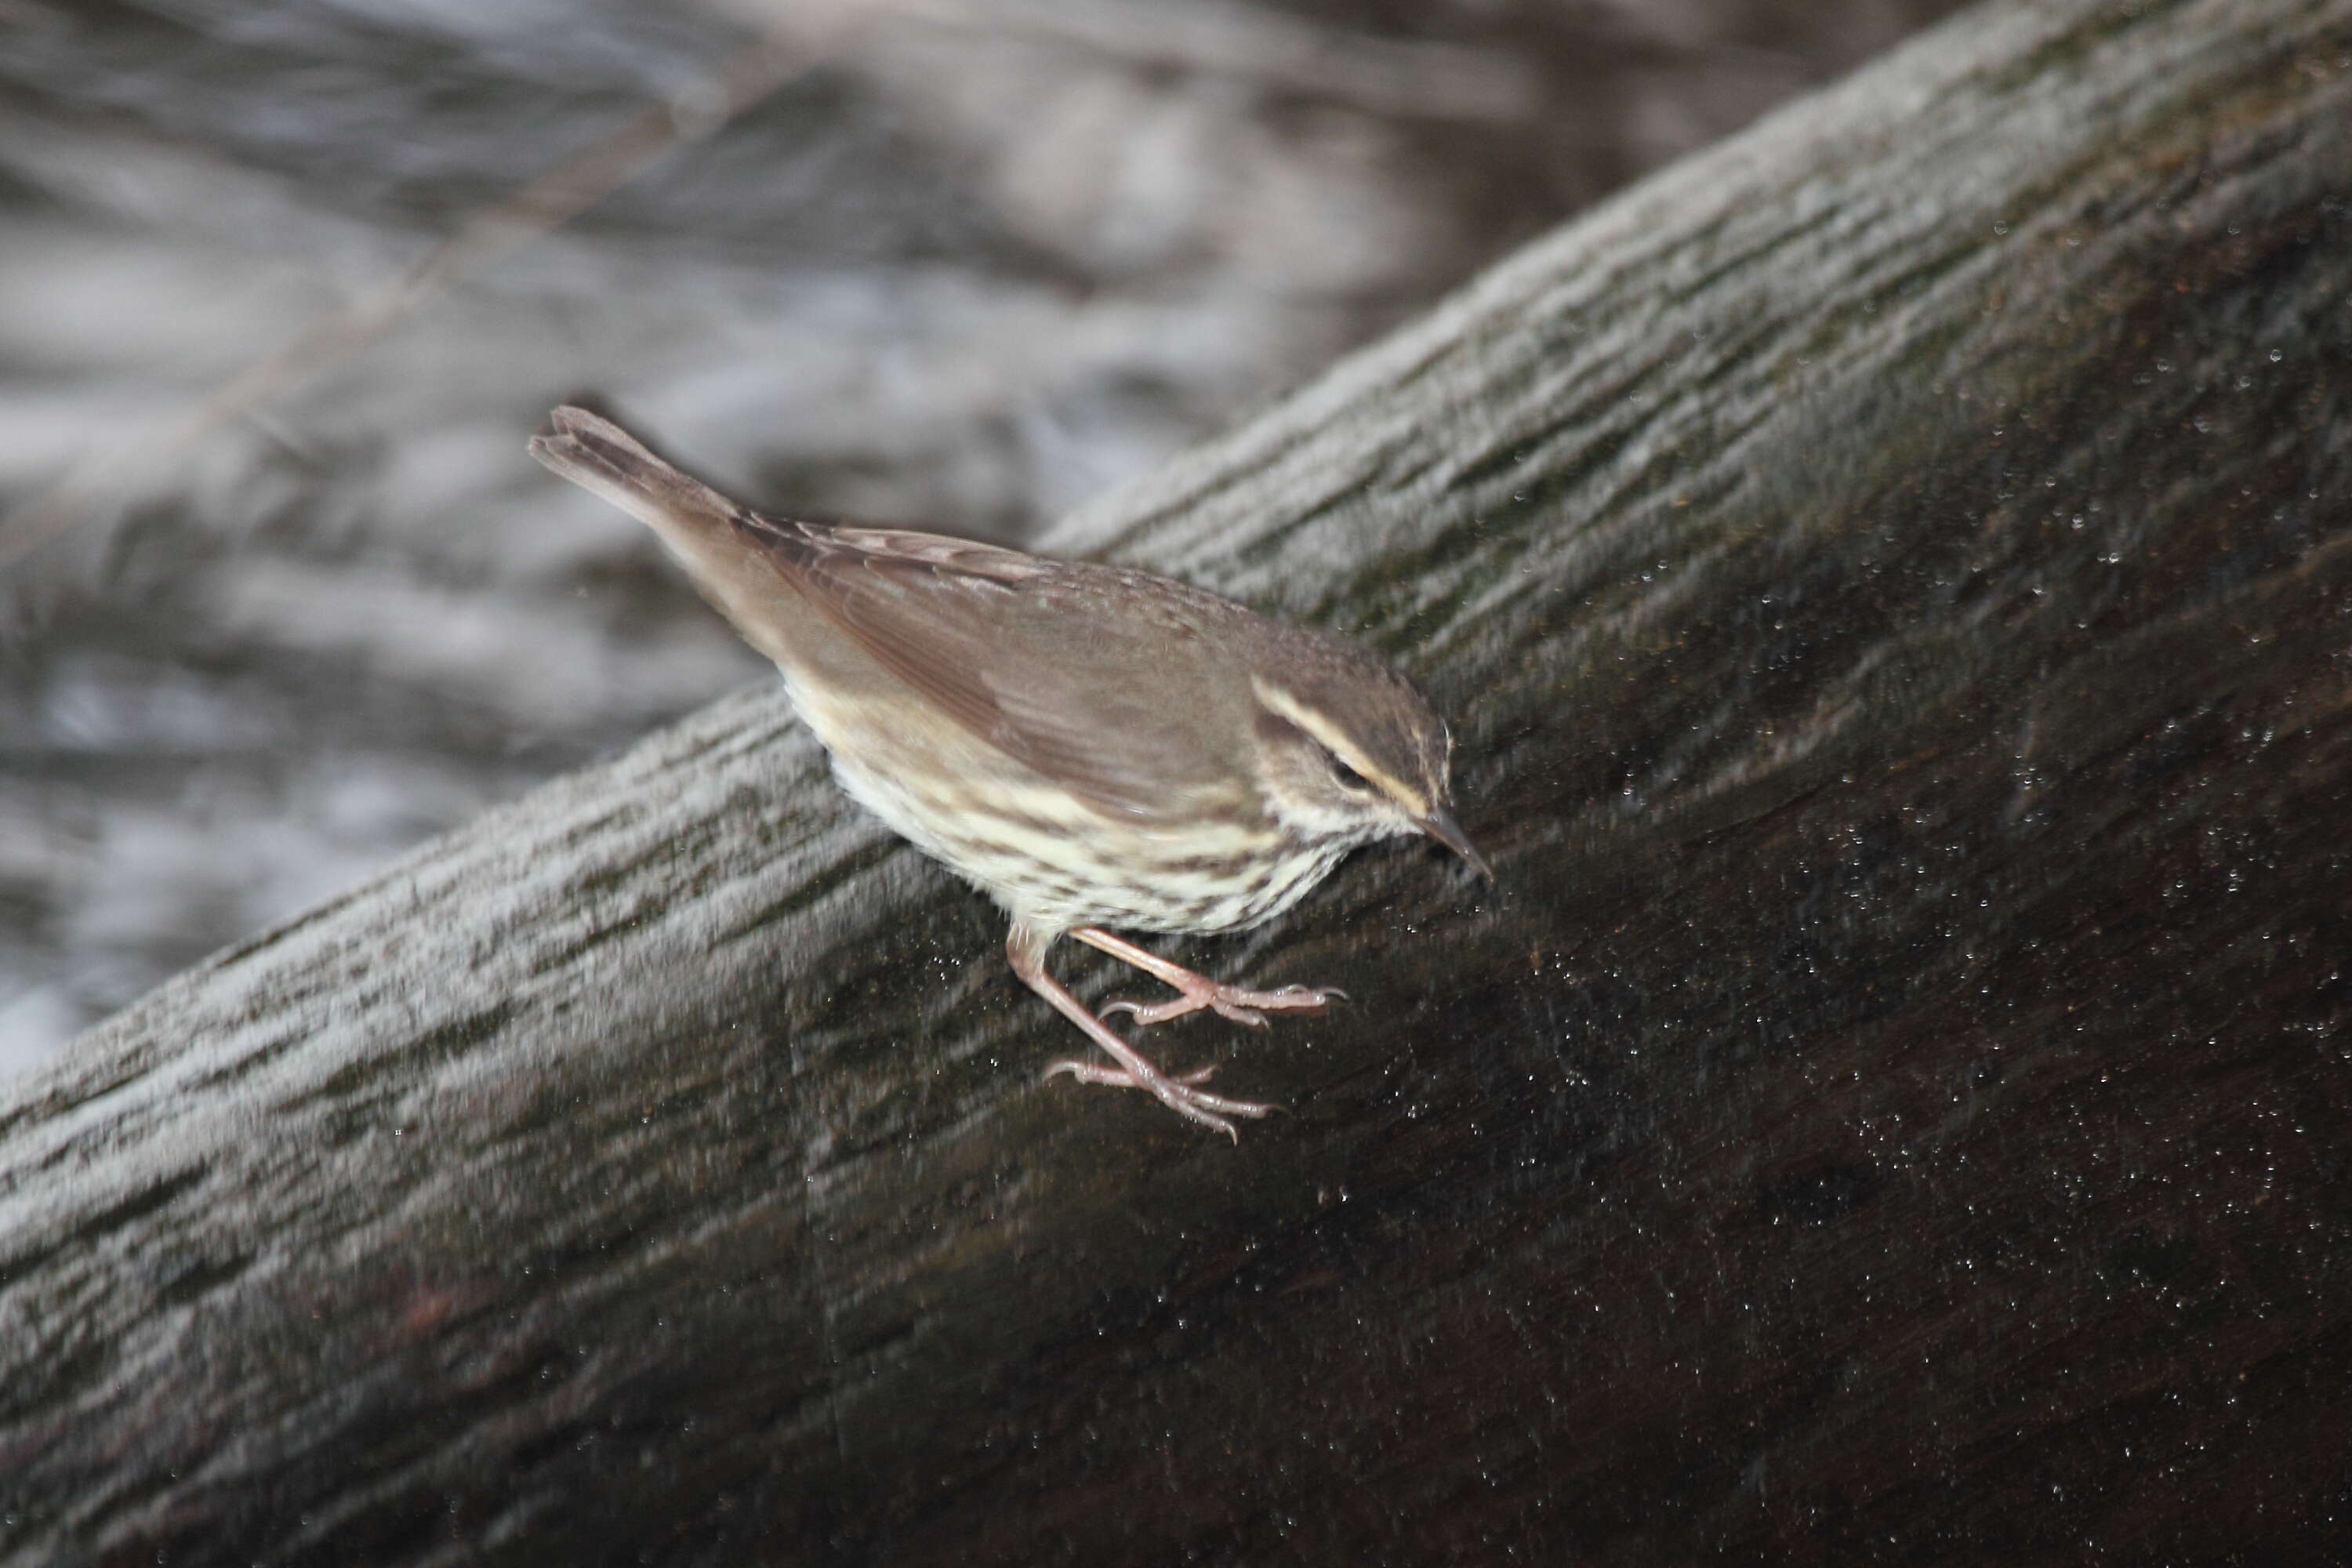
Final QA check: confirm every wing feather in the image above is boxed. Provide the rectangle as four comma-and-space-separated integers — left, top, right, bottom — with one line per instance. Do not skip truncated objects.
734, 511, 1248, 820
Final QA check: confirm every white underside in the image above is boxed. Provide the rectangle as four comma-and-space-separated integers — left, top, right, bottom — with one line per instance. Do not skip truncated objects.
783, 671, 1352, 936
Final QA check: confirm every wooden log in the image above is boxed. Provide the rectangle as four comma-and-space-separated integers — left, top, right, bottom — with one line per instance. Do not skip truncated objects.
6, 0, 2351, 1560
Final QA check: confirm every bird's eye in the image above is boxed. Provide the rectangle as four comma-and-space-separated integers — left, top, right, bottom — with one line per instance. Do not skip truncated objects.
1327, 753, 1371, 792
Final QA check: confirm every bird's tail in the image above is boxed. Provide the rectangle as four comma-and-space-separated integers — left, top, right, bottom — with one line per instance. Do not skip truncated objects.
531, 405, 821, 667
528, 405, 742, 542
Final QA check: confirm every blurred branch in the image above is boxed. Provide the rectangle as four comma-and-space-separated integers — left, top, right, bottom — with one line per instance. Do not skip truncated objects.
713, 0, 1541, 121
0, 28, 822, 575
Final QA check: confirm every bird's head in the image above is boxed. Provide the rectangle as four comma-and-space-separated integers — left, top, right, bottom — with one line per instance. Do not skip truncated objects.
1247, 670, 1491, 878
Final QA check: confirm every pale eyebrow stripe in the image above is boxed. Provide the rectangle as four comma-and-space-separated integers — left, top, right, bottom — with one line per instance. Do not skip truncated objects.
1251, 677, 1428, 812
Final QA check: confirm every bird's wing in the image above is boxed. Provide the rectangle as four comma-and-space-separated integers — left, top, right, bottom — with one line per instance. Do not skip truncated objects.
738, 512, 1240, 820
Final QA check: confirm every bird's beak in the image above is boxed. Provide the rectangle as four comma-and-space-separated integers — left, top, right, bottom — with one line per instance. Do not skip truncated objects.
1419, 807, 1495, 882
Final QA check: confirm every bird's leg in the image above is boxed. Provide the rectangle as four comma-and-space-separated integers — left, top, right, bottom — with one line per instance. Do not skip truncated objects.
1007, 924, 1276, 1140
1072, 926, 1345, 1029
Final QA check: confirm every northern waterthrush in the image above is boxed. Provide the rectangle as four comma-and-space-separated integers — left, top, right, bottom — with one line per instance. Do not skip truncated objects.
530, 405, 1488, 1137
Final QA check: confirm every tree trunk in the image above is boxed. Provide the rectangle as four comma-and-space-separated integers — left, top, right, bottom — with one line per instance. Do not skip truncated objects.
6, 0, 2351, 1561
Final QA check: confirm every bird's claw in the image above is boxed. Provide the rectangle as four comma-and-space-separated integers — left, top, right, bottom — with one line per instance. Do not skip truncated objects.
1104, 981, 1345, 1029
1043, 1058, 1276, 1138
1045, 1058, 1218, 1087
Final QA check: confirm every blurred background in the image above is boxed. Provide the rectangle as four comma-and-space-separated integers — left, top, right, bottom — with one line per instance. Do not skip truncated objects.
0, 0, 1968, 1075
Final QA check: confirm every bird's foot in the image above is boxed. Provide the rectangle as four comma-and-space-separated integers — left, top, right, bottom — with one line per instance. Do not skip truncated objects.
1044, 1057, 1278, 1138
1104, 978, 1347, 1030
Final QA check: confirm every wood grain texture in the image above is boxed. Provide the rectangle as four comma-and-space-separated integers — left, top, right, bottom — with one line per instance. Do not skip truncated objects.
6, 0, 2352, 1561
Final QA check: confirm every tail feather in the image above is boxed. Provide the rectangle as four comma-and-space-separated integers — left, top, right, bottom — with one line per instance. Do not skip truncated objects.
528, 405, 740, 542
530, 405, 815, 667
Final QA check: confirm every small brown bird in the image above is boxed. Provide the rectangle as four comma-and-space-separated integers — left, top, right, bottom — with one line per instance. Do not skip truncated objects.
530, 405, 1488, 1137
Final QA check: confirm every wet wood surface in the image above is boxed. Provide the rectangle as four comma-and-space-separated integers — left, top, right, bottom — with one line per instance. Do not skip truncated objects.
5, 0, 2350, 1561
